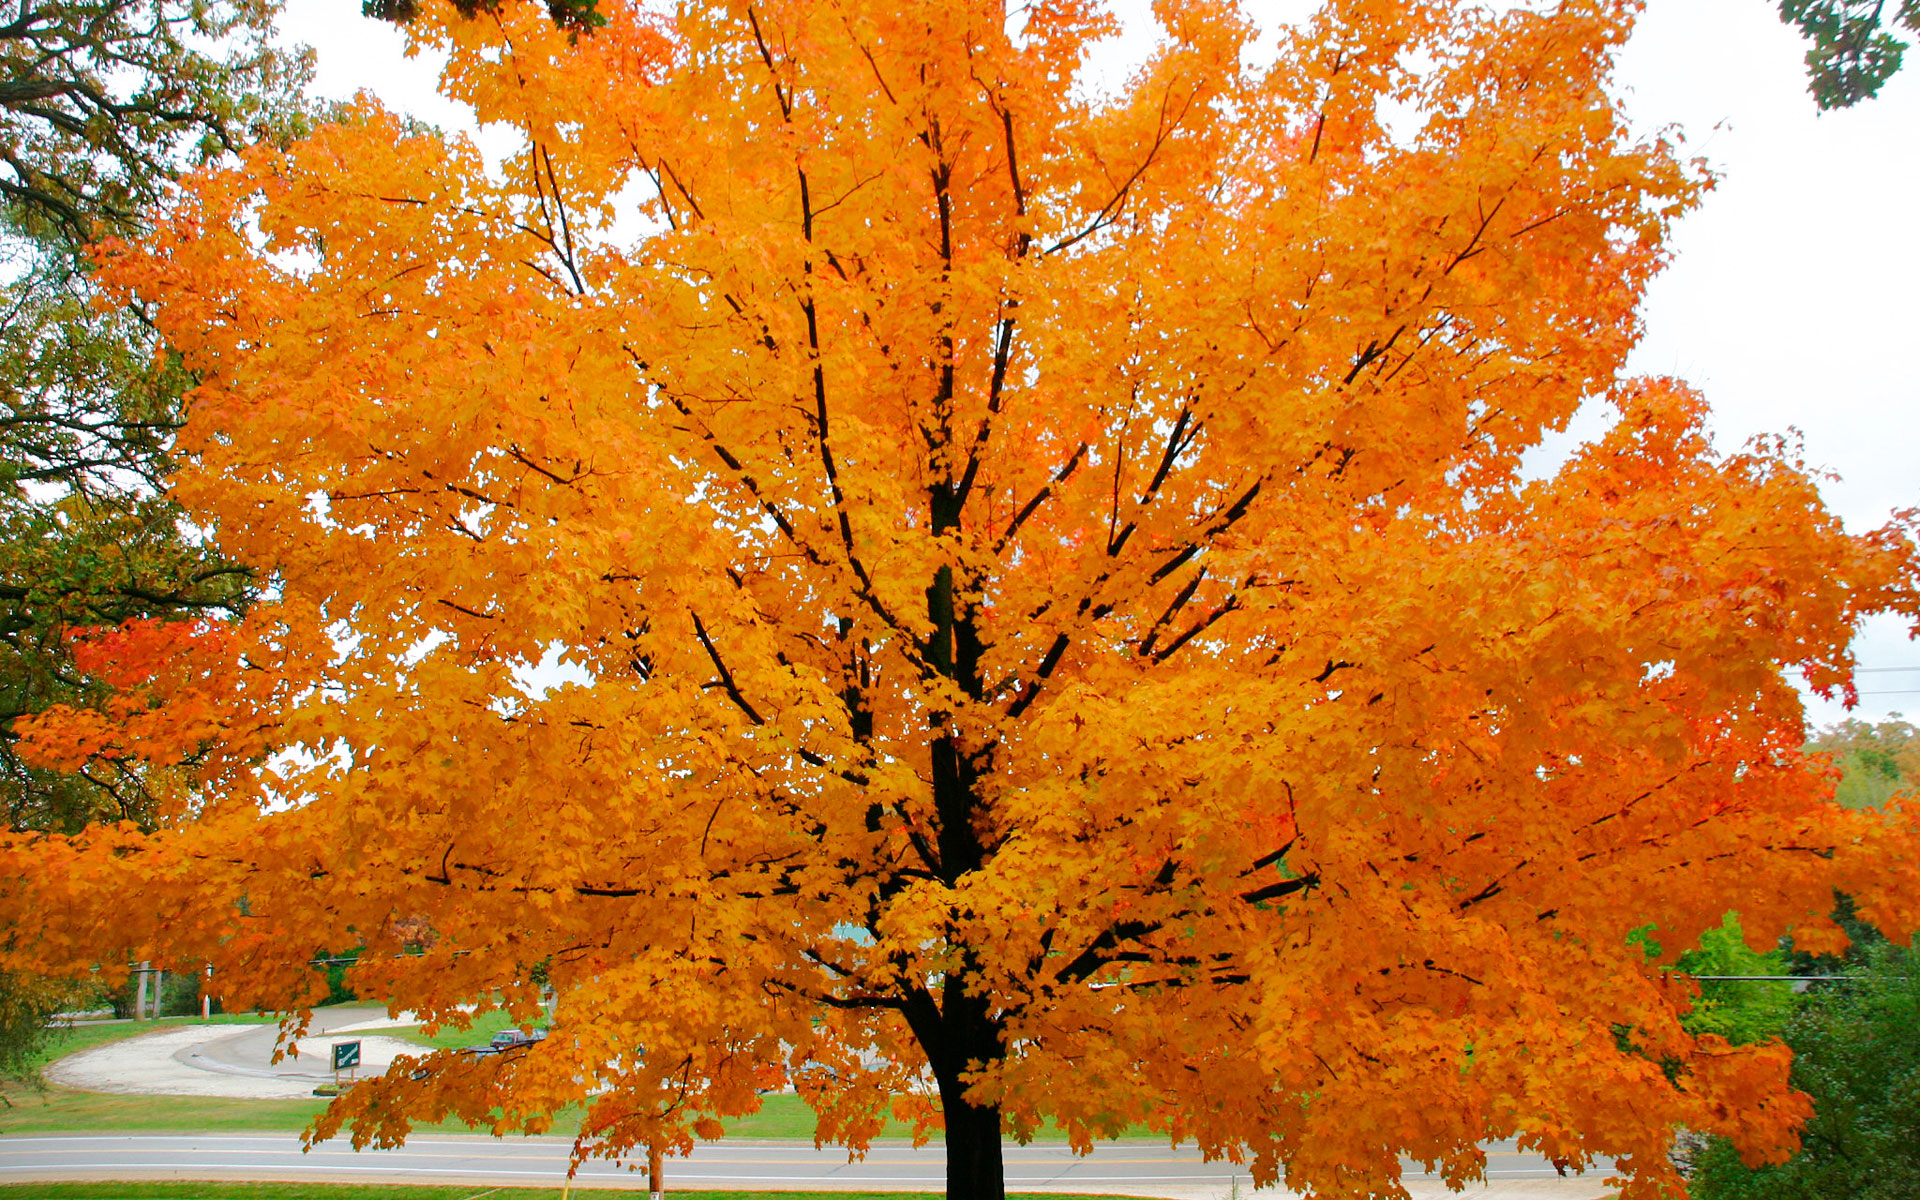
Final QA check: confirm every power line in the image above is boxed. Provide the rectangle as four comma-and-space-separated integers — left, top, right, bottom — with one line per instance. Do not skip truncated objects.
1691, 975, 1858, 982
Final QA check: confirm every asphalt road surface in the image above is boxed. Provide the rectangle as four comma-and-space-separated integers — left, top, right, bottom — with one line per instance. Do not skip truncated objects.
49, 1008, 425, 1100
0, 1133, 1614, 1198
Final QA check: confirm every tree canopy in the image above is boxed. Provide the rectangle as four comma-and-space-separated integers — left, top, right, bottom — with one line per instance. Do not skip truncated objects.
4, 1, 1919, 1198
0, 0, 308, 833
0, 0, 308, 243
0, 250, 256, 831
1777, 1, 1920, 109
1809, 718, 1919, 810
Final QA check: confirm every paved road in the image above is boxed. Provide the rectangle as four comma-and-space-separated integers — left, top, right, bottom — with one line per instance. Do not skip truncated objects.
0, 1133, 1614, 1198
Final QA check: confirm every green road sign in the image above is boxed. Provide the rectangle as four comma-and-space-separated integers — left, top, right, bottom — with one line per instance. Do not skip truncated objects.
331, 1040, 361, 1072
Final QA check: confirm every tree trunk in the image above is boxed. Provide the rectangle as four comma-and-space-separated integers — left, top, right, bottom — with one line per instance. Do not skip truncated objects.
134, 961, 150, 1020
917, 532, 1006, 1199
939, 1078, 1006, 1200
906, 975, 1009, 1200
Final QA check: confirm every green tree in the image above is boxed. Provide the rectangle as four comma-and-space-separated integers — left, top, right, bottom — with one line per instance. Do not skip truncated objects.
0, 0, 310, 833
0, 0, 310, 1092
0, 244, 255, 832
1683, 733, 1919, 1194
1690, 941, 1920, 1200
1808, 718, 1918, 811
0, 0, 309, 242
1680, 913, 1797, 1047
1777, 1, 1920, 108
0, 967, 93, 1093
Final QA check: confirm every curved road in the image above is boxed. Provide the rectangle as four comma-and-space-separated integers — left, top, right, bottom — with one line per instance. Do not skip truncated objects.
0, 1133, 1612, 1197
48, 1008, 424, 1100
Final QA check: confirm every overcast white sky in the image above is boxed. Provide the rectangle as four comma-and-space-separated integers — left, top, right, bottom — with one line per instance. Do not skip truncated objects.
274, 0, 1919, 732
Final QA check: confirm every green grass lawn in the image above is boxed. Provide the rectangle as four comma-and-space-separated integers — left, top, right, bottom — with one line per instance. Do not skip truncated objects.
0, 1087, 331, 1134
0, 1078, 1099, 1141
0, 1084, 893, 1139
384, 1008, 515, 1053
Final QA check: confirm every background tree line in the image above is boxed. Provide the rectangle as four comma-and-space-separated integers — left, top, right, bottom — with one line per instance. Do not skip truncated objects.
1682, 718, 1920, 1200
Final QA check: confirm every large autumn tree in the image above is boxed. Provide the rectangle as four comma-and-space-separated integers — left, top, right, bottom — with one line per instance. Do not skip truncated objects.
6, 0, 1919, 1196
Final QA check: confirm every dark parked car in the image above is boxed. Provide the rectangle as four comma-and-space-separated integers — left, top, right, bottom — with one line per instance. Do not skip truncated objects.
486, 1027, 548, 1052
411, 1028, 550, 1079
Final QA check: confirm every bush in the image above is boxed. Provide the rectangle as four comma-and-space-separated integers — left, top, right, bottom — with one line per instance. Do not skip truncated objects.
1690, 941, 1920, 1200
318, 951, 359, 1006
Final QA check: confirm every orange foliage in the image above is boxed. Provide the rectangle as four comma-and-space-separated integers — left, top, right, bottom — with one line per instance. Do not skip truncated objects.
4, 1, 1918, 1197
16, 615, 298, 821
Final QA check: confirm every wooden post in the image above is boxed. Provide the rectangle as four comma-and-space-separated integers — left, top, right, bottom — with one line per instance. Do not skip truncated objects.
648, 1141, 663, 1200
134, 961, 150, 1021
